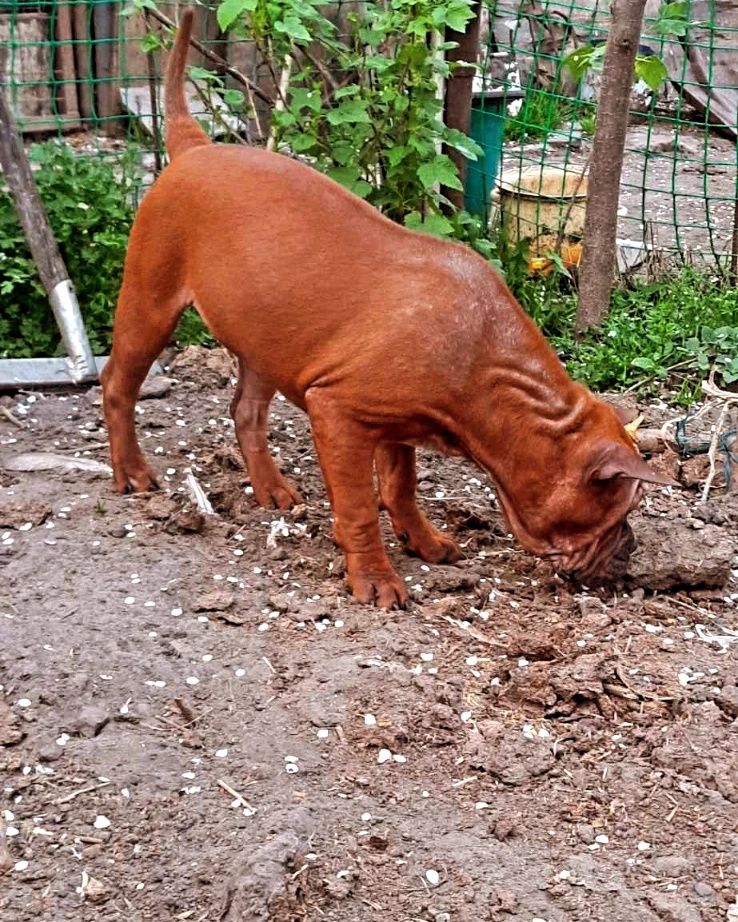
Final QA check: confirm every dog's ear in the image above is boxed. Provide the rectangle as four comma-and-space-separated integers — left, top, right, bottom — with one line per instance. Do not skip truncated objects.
588, 441, 677, 486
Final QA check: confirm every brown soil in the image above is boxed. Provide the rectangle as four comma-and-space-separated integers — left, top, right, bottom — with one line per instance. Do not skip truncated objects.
1, 350, 737, 922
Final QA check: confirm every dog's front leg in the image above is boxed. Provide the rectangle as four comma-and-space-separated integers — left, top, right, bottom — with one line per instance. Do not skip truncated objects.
375, 443, 461, 564
306, 389, 407, 609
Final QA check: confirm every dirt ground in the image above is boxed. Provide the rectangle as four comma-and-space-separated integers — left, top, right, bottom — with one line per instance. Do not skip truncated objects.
1, 348, 737, 922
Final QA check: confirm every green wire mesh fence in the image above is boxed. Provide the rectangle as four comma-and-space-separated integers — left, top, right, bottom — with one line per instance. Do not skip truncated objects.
477, 0, 738, 274
0, 1, 270, 193
1, 0, 738, 269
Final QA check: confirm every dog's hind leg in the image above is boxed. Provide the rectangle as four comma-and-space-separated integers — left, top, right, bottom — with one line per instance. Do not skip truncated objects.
230, 360, 302, 510
375, 443, 461, 564
102, 278, 186, 493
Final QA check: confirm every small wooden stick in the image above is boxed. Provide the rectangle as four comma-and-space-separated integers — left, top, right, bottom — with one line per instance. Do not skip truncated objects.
0, 406, 24, 429
700, 398, 737, 505
55, 780, 111, 805
217, 778, 255, 813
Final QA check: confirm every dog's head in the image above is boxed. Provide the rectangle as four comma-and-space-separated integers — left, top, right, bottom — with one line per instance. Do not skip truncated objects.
492, 401, 673, 584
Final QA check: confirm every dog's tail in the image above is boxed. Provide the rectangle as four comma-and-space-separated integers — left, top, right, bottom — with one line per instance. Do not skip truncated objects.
164, 8, 211, 161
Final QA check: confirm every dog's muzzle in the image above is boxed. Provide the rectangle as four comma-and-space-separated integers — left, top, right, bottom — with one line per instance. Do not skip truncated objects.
557, 520, 637, 587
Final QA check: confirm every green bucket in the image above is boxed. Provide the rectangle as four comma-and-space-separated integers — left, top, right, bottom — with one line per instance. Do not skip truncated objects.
465, 87, 524, 222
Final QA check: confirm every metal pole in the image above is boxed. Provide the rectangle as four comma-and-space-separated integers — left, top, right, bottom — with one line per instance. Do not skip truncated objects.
0, 83, 97, 382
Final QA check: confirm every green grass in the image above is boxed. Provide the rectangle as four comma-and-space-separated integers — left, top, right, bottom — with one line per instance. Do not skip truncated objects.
504, 88, 596, 144
506, 262, 738, 403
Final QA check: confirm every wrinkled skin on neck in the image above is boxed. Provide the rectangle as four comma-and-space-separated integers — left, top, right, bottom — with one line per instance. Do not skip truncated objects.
451, 324, 656, 584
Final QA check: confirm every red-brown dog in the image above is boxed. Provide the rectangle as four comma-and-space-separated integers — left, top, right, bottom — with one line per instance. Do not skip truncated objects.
102, 10, 669, 607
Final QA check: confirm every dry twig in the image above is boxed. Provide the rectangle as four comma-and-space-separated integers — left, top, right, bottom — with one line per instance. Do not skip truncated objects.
0, 406, 24, 428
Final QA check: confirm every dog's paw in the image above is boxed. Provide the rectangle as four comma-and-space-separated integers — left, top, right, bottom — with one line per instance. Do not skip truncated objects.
404, 529, 461, 565
347, 565, 408, 610
113, 463, 158, 494
252, 478, 303, 510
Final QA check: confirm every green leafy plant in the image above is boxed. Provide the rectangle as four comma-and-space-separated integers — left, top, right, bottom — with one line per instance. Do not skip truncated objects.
0, 141, 217, 357
651, 1, 692, 36
513, 268, 738, 402
504, 89, 575, 143
187, 64, 250, 138
684, 326, 738, 384
564, 42, 666, 92
204, 0, 483, 228
0, 142, 139, 358
564, 1, 696, 94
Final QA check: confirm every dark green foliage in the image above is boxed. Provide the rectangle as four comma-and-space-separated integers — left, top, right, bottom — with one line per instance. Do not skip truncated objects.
0, 142, 137, 358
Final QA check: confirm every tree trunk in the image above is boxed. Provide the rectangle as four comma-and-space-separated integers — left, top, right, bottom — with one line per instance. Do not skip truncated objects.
575, 0, 648, 334
443, 2, 481, 211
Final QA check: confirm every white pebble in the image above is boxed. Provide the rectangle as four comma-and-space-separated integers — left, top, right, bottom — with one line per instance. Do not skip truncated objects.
13, 860, 29, 872
377, 748, 392, 764
595, 834, 609, 844
393, 754, 407, 764
285, 763, 299, 774
364, 714, 377, 727
171, 608, 183, 617
93, 815, 111, 830
16, 698, 31, 709
420, 652, 434, 662
185, 676, 199, 686
361, 812, 372, 822
215, 748, 228, 758
317, 728, 329, 739
124, 597, 135, 605
637, 841, 651, 851
425, 869, 440, 886
6, 826, 19, 837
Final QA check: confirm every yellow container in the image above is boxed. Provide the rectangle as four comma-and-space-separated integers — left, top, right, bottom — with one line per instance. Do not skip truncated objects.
492, 166, 588, 258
